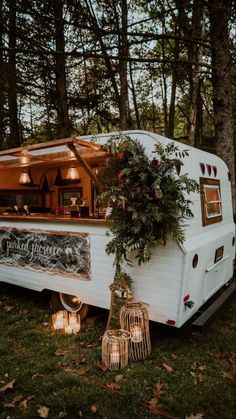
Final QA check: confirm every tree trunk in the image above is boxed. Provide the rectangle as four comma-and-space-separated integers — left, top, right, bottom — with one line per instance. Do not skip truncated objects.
8, 0, 20, 148
208, 0, 235, 212
0, 0, 5, 146
129, 62, 140, 129
167, 24, 180, 139
119, 0, 128, 130
53, 0, 71, 138
188, 0, 204, 146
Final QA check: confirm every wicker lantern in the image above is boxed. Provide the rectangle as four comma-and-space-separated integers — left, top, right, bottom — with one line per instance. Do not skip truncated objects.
120, 302, 151, 362
102, 329, 131, 370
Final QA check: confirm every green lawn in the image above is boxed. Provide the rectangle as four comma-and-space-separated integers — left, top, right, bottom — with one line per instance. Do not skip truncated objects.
0, 282, 235, 419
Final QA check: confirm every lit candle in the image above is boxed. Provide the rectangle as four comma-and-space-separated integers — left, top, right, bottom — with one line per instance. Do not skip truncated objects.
69, 313, 78, 326
130, 324, 143, 343
52, 311, 65, 330
72, 323, 81, 334
65, 324, 73, 334
110, 341, 120, 366
110, 349, 120, 365
53, 319, 63, 330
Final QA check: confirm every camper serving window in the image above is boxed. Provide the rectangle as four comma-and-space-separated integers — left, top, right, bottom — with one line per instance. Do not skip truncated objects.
200, 178, 222, 226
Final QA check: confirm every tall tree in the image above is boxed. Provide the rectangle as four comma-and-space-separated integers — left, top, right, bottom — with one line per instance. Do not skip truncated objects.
118, 0, 129, 129
8, 0, 20, 147
188, 0, 204, 146
53, 0, 71, 138
0, 0, 5, 145
208, 0, 235, 209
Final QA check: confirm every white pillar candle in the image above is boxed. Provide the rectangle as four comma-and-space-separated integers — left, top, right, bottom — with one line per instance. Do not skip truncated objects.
69, 313, 78, 326
110, 341, 120, 366
65, 324, 73, 334
72, 323, 81, 334
130, 324, 143, 343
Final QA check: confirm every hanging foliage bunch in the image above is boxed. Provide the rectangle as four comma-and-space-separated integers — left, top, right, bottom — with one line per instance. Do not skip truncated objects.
98, 134, 199, 281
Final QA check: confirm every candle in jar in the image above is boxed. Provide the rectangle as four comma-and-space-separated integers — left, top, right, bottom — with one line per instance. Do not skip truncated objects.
110, 349, 120, 365
53, 319, 64, 330
69, 313, 78, 326
65, 324, 73, 334
110, 341, 120, 366
53, 311, 65, 330
72, 323, 81, 334
130, 324, 143, 343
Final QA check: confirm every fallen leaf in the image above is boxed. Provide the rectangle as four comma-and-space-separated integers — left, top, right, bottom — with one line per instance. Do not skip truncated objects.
27, 395, 35, 401
4, 402, 16, 408
197, 373, 205, 383
19, 399, 28, 409
228, 353, 235, 366
185, 414, 204, 419
191, 362, 197, 371
149, 397, 159, 413
37, 405, 50, 418
221, 371, 235, 382
72, 356, 86, 365
94, 362, 108, 372
115, 374, 123, 383
12, 394, 23, 404
0, 380, 16, 392
171, 353, 177, 360
20, 309, 29, 315
62, 367, 90, 376
154, 381, 165, 398
106, 382, 121, 391
91, 403, 97, 413
162, 363, 173, 373
4, 305, 14, 312
54, 349, 67, 356
198, 365, 206, 371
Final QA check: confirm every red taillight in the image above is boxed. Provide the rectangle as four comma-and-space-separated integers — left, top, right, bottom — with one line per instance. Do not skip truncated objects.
183, 294, 190, 302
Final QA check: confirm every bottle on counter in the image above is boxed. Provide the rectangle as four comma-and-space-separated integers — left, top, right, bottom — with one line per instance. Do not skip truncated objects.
70, 197, 79, 217
80, 198, 89, 218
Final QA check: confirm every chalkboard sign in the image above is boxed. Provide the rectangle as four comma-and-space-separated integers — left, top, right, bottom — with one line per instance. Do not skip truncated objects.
0, 227, 90, 280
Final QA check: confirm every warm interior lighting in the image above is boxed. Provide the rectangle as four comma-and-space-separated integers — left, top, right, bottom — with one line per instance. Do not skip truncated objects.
66, 166, 80, 180
20, 155, 30, 165
19, 169, 31, 185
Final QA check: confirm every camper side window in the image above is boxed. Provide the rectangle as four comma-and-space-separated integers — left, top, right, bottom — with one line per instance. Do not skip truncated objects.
200, 178, 222, 226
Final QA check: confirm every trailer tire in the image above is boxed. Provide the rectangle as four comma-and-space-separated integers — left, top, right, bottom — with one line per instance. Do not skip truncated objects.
50, 292, 89, 320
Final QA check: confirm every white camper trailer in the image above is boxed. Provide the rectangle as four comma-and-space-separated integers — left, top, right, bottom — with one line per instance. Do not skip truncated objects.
0, 130, 235, 327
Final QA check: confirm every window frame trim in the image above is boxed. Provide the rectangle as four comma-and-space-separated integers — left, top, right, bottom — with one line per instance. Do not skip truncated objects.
200, 177, 223, 226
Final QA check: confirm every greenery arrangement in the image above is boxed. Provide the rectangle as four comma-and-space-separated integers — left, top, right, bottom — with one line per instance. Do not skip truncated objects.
98, 134, 199, 284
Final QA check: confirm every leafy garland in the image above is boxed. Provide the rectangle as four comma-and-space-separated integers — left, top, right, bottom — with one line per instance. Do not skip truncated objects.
98, 134, 199, 284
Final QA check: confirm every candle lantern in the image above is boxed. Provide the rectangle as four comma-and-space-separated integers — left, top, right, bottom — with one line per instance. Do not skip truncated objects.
120, 302, 151, 362
52, 310, 81, 334
102, 329, 130, 371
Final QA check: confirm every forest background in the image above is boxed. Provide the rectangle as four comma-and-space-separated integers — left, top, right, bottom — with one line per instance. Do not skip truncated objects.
0, 0, 235, 205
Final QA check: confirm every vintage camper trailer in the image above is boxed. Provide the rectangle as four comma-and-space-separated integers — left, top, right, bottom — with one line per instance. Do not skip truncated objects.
0, 130, 235, 327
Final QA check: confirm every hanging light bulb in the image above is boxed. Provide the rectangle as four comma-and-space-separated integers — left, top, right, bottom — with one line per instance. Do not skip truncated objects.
66, 166, 80, 180
20, 155, 30, 165
19, 169, 31, 185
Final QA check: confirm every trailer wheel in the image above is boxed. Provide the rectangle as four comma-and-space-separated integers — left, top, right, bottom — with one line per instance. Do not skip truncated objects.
50, 292, 89, 320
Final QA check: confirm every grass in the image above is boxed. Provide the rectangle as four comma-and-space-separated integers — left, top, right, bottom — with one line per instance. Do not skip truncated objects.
0, 282, 235, 419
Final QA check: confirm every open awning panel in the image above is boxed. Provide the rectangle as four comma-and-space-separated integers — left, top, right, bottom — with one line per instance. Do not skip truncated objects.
0, 138, 107, 170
